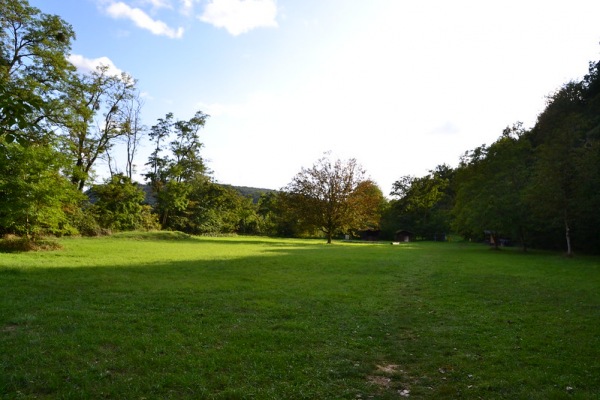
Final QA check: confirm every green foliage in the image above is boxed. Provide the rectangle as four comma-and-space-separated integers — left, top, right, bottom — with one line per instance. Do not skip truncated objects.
453, 125, 533, 249
145, 111, 209, 228
0, 85, 42, 145
228, 185, 275, 203
283, 154, 382, 243
141, 110, 257, 236
524, 69, 600, 254
0, 0, 75, 143
386, 165, 454, 240
3, 0, 600, 251
0, 140, 83, 239
91, 174, 159, 232
348, 180, 387, 233
170, 177, 257, 235
255, 191, 281, 235
253, 191, 311, 237
62, 66, 138, 190
442, 59, 599, 254
65, 203, 105, 237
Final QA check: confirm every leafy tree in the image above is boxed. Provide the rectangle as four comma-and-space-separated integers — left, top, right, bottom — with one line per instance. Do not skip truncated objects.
267, 191, 312, 238
572, 138, 600, 252
235, 195, 261, 235
146, 112, 173, 192
253, 190, 312, 238
0, 0, 75, 143
0, 139, 82, 239
526, 64, 600, 254
145, 111, 209, 228
283, 154, 379, 243
453, 124, 533, 249
62, 65, 138, 190
156, 180, 191, 228
255, 191, 280, 236
446, 58, 600, 254
91, 174, 158, 232
0, 0, 83, 241
169, 111, 208, 182
387, 165, 454, 240
348, 179, 386, 235
157, 176, 252, 235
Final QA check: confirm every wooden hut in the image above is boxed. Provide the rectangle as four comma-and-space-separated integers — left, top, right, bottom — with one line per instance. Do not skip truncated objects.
395, 230, 413, 242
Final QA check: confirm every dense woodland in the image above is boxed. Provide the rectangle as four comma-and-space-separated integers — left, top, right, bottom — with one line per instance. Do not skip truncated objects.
1, 0, 599, 254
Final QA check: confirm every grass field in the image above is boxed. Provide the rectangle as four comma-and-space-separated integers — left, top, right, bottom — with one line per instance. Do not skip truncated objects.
1, 233, 599, 399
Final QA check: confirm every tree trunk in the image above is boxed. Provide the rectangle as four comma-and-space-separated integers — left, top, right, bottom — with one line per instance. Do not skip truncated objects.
161, 209, 169, 229
518, 225, 527, 252
491, 231, 500, 250
565, 215, 573, 257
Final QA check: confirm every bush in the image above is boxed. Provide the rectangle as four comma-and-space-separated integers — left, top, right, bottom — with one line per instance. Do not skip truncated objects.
0, 235, 62, 252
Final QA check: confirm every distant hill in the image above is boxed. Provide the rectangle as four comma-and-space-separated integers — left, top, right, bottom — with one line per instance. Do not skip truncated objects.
224, 185, 278, 203
88, 183, 277, 205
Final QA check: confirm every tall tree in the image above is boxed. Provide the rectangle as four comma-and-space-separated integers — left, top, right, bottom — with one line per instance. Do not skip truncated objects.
145, 112, 173, 194
62, 65, 137, 190
348, 179, 386, 234
526, 66, 600, 255
169, 111, 208, 182
453, 125, 532, 249
122, 93, 145, 179
144, 111, 209, 228
0, 0, 75, 143
104, 93, 145, 179
283, 154, 378, 243
388, 165, 454, 240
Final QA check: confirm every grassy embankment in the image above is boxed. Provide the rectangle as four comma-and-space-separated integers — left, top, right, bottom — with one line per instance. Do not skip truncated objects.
1, 232, 599, 399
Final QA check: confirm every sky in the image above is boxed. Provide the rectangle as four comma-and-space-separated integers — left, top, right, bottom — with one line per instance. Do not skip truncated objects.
31, 0, 600, 194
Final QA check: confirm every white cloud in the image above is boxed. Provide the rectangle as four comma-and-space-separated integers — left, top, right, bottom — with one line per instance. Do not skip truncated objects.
141, 0, 172, 9
68, 54, 124, 76
199, 0, 277, 36
105, 1, 184, 38
140, 91, 154, 100
179, 0, 195, 15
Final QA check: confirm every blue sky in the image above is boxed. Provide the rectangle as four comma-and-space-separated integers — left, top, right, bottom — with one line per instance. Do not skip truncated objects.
31, 0, 600, 193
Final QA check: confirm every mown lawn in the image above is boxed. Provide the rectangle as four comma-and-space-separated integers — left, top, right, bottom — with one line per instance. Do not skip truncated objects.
1, 233, 599, 399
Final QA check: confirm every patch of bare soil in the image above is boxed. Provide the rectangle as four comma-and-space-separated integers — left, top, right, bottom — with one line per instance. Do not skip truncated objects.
365, 363, 411, 397
1, 324, 19, 333
376, 364, 401, 374
367, 375, 392, 389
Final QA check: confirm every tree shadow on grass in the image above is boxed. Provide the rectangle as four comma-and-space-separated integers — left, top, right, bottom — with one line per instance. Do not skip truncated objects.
1, 238, 599, 399
0, 243, 413, 398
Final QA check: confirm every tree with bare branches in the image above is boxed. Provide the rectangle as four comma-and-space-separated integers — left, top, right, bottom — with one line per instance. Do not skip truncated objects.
62, 65, 137, 190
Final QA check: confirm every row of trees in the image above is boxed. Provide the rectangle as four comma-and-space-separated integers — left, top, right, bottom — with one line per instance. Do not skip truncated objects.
0, 0, 384, 242
2, 0, 599, 254
385, 59, 600, 254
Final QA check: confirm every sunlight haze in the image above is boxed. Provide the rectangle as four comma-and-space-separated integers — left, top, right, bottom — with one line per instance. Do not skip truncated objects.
33, 0, 600, 194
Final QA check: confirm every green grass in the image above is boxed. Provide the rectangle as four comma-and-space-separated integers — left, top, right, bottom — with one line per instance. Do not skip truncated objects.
1, 233, 599, 399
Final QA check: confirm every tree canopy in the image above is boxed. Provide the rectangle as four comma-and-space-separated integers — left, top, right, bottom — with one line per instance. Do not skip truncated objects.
2, 0, 600, 253
0, 0, 75, 143
283, 154, 383, 243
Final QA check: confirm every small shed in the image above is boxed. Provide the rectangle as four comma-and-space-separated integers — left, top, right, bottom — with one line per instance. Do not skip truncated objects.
395, 230, 413, 242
